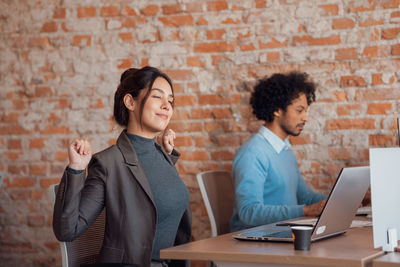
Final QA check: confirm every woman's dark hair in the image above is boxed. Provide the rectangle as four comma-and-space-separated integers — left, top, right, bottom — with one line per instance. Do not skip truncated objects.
114, 66, 174, 127
250, 71, 316, 122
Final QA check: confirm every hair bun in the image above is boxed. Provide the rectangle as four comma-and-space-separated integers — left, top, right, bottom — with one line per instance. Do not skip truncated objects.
120, 68, 139, 83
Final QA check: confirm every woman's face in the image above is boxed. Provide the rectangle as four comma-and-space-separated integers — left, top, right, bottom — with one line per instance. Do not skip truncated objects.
130, 77, 174, 138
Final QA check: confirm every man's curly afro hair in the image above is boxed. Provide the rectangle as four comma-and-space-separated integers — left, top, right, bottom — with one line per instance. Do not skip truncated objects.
250, 71, 316, 122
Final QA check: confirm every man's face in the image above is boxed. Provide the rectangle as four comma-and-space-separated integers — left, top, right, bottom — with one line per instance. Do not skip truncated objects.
277, 93, 309, 137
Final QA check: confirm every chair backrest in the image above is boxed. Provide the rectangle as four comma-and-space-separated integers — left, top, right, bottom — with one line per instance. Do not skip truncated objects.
50, 184, 106, 267
196, 171, 234, 237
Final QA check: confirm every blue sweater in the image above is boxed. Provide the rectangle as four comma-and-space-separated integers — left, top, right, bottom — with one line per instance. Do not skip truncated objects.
230, 126, 326, 232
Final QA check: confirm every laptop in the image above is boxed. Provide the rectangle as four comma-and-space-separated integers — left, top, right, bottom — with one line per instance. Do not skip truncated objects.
233, 166, 370, 242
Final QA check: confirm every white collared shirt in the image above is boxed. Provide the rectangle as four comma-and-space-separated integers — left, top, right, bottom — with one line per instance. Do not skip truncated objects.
258, 125, 291, 154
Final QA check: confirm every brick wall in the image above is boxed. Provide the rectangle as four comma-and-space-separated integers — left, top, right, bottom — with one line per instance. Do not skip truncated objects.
1, 0, 399, 265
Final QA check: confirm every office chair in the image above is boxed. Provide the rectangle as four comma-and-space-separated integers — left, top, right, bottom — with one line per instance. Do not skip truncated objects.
196, 170, 235, 237
50, 184, 106, 267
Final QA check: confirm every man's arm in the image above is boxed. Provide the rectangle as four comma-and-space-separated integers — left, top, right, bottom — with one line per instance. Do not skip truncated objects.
232, 150, 304, 228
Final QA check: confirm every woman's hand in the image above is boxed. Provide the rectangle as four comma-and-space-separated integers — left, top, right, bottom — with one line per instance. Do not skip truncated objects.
160, 129, 176, 154
68, 139, 92, 170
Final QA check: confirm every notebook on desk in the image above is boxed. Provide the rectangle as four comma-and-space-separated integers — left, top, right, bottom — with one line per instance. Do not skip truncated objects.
233, 166, 370, 242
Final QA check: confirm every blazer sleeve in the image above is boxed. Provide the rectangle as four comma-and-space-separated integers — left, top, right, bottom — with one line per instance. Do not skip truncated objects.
53, 157, 106, 242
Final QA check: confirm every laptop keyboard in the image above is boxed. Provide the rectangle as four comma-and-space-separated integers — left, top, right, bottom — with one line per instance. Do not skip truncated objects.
242, 228, 293, 238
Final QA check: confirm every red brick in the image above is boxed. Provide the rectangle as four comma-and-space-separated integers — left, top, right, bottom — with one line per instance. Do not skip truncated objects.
194, 41, 236, 53
175, 136, 193, 147
198, 94, 240, 105
117, 58, 132, 69
360, 17, 384, 27
240, 42, 255, 51
40, 178, 61, 188
255, 0, 267, 8
31, 190, 43, 200
337, 104, 360, 116
207, 29, 226, 40
371, 73, 383, 85
10, 189, 29, 200
162, 4, 182, 15
55, 151, 68, 162
180, 150, 208, 161
340, 76, 366, 87
207, 1, 228, 11
326, 118, 375, 130
362, 46, 378, 58
28, 215, 45, 227
332, 18, 355, 29
222, 18, 240, 24
381, 0, 400, 9
53, 8, 66, 19
267, 52, 280, 62
4, 152, 22, 161
77, 7, 96, 18
28, 37, 50, 48
35, 86, 53, 97
140, 5, 159, 16
40, 125, 71, 135
335, 48, 358, 60
390, 11, 400, 20
197, 17, 208, 25
369, 135, 395, 147
40, 21, 57, 33
216, 135, 240, 147
185, 3, 203, 13
319, 4, 339, 15
100, 6, 119, 17
392, 43, 400, 55
30, 164, 47, 176
293, 35, 340, 46
259, 38, 288, 49
190, 108, 213, 119
7, 139, 22, 150
187, 56, 206, 67
73, 35, 91, 46
164, 69, 193, 80
367, 103, 392, 114
122, 6, 138, 16
2, 112, 19, 123
4, 177, 35, 188
174, 95, 197, 106
212, 108, 232, 119
289, 135, 311, 145
194, 136, 213, 147
8, 164, 27, 175
349, 1, 378, 12
0, 125, 31, 135
382, 27, 400, 39
328, 148, 351, 160
210, 150, 234, 160
168, 121, 202, 132
159, 15, 194, 27
355, 88, 400, 101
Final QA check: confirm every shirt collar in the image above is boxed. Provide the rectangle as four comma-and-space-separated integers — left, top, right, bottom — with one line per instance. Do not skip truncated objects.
258, 125, 291, 154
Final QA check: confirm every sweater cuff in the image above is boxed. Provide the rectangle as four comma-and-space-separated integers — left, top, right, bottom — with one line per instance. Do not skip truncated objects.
66, 166, 85, 174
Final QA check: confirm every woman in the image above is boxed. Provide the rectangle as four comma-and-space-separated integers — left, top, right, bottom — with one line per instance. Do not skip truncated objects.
53, 66, 191, 267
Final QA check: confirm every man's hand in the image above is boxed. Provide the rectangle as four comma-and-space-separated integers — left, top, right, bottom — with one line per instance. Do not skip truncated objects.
303, 199, 327, 217
68, 139, 92, 170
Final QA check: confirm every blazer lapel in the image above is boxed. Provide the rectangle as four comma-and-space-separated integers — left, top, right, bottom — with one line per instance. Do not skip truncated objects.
116, 131, 156, 208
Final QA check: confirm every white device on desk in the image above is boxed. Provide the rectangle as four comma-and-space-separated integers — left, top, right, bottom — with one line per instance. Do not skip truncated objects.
370, 147, 400, 252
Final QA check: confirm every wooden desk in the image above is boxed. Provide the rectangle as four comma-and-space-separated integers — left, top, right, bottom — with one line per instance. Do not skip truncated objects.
373, 253, 400, 267
161, 225, 383, 267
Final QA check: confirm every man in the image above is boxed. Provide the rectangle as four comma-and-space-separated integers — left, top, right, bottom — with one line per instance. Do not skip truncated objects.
230, 71, 327, 232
